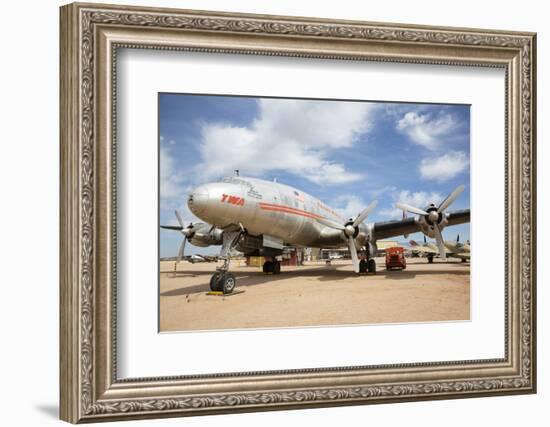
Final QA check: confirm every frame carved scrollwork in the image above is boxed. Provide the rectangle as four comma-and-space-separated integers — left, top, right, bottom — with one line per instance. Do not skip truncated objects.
60, 2, 536, 423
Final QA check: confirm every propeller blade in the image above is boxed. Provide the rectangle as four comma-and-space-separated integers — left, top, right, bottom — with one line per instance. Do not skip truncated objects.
433, 225, 447, 261
395, 202, 429, 216
177, 237, 186, 262
174, 209, 185, 228
317, 216, 346, 231
160, 225, 183, 231
438, 184, 465, 213
348, 236, 360, 273
352, 200, 378, 227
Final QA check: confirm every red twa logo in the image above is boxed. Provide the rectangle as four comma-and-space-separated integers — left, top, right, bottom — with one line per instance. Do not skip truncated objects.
221, 194, 245, 206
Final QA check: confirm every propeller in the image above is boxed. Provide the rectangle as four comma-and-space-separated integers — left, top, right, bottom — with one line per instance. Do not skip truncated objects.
432, 223, 446, 261
162, 210, 196, 263
177, 236, 186, 263
395, 185, 465, 261
317, 201, 378, 273
402, 210, 409, 239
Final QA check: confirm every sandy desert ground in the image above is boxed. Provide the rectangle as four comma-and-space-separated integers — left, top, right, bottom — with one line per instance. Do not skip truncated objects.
159, 257, 470, 332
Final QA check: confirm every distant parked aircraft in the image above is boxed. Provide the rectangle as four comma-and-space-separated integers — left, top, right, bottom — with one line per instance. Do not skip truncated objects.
409, 235, 470, 263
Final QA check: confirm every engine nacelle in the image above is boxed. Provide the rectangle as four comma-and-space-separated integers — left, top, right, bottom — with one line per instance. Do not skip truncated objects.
357, 223, 377, 255
189, 223, 223, 247
417, 205, 449, 238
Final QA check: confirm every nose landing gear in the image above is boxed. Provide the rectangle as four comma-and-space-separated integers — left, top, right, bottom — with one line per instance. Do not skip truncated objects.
209, 230, 242, 294
209, 270, 236, 294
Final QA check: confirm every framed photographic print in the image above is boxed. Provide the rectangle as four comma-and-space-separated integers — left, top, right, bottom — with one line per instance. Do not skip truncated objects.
60, 2, 537, 423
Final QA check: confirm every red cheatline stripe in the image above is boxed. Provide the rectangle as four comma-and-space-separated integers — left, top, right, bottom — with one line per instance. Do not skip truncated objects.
258, 202, 322, 216
258, 202, 324, 217
260, 206, 320, 219
259, 205, 324, 220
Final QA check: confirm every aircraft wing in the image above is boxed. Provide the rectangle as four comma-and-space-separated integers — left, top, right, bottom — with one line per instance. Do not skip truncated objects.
376, 240, 400, 250
372, 209, 470, 240
410, 245, 439, 254
455, 252, 471, 259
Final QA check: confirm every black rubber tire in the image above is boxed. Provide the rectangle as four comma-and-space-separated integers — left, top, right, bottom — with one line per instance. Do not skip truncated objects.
221, 272, 236, 294
263, 261, 273, 273
367, 259, 376, 274
428, 256, 434, 264
209, 273, 222, 292
359, 259, 368, 273
273, 261, 281, 274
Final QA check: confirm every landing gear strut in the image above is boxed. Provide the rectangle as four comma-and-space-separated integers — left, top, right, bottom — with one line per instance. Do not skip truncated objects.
209, 231, 242, 294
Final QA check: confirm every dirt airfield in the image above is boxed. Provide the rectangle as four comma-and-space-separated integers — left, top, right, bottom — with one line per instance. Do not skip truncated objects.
159, 257, 470, 332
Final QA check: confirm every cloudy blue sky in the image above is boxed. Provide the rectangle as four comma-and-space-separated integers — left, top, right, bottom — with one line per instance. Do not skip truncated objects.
159, 93, 470, 257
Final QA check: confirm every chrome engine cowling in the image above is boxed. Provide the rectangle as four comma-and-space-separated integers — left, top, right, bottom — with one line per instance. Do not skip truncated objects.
417, 204, 449, 238
188, 223, 223, 247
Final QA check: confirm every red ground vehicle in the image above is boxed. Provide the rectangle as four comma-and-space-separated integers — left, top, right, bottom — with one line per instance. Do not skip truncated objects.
385, 247, 407, 270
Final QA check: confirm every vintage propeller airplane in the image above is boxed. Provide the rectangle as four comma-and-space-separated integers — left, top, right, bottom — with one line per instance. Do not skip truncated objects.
161, 174, 469, 294
409, 234, 471, 263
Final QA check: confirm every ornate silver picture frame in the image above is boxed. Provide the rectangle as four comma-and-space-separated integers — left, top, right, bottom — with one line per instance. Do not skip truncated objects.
60, 2, 536, 423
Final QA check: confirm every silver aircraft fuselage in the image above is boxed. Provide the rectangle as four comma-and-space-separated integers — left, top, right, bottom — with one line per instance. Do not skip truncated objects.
188, 176, 368, 249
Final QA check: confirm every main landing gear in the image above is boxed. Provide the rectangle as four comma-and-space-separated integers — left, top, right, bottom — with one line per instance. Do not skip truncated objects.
359, 258, 376, 274
209, 231, 242, 294
262, 259, 281, 274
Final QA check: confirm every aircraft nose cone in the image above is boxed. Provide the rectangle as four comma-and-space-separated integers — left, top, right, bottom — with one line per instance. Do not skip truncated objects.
187, 185, 209, 217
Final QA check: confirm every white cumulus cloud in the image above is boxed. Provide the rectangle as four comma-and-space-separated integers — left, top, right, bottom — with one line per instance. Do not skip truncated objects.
379, 189, 443, 219
159, 143, 195, 225
160, 144, 183, 200
332, 194, 369, 220
420, 151, 469, 182
197, 98, 373, 185
396, 111, 459, 150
